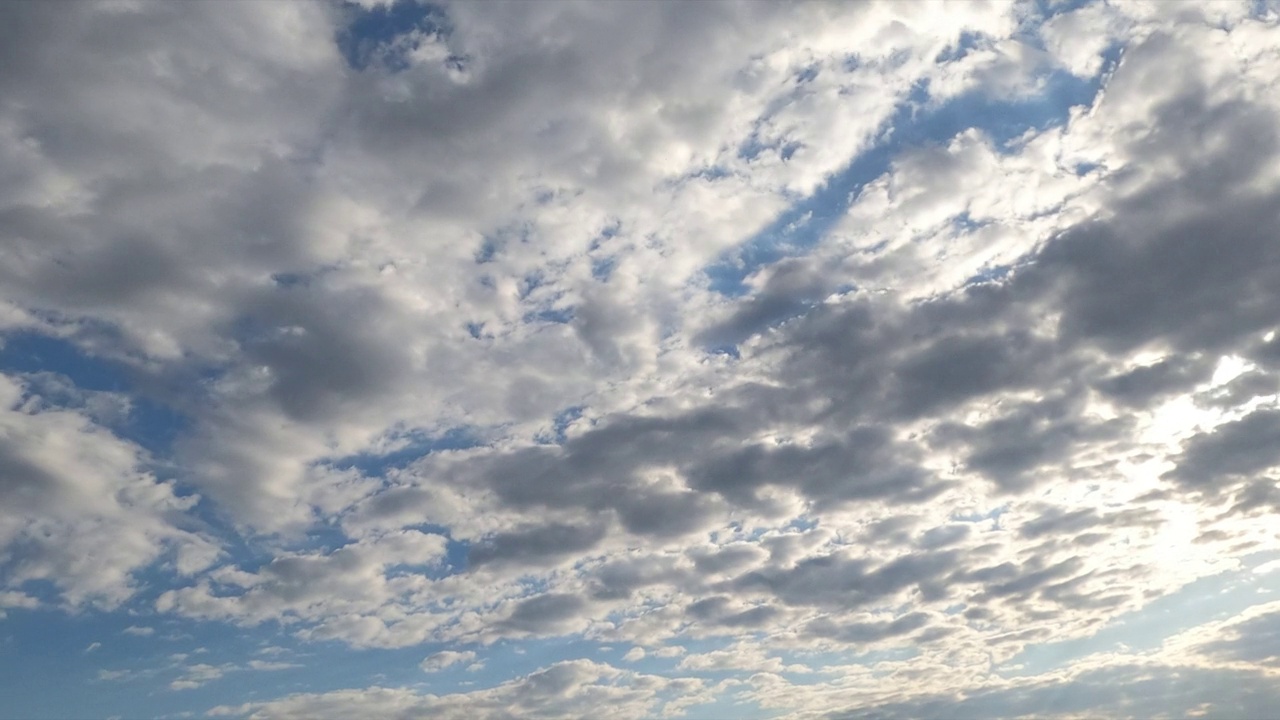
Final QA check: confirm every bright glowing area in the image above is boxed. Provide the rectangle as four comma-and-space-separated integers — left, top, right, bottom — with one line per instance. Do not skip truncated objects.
1210, 355, 1254, 387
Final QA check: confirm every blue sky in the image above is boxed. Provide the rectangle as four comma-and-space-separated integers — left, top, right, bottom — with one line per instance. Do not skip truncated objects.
3, 1, 1280, 718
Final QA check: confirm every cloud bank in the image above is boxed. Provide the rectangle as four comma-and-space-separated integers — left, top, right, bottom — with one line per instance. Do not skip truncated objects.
2, 1, 1280, 718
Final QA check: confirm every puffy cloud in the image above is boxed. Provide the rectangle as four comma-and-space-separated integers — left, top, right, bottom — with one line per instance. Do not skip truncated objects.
3, 0, 1280, 718
0, 374, 215, 607
155, 529, 449, 644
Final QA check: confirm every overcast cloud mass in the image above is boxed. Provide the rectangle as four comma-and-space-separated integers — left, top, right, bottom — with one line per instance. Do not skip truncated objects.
2, 1, 1280, 718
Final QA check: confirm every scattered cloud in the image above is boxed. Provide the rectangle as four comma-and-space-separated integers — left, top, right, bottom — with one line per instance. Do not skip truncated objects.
420, 650, 476, 673
210, 660, 709, 720
2, 0, 1279, 717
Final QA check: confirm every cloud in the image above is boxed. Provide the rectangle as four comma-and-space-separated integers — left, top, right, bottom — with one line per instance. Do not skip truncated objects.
824, 662, 1280, 720
155, 530, 449, 644
247, 660, 302, 672
209, 660, 708, 720
421, 650, 476, 673
0, 374, 214, 607
500, 594, 589, 636
1164, 409, 1280, 492
170, 664, 230, 691
1192, 602, 1280, 668
468, 522, 609, 571
2, 1, 1280, 718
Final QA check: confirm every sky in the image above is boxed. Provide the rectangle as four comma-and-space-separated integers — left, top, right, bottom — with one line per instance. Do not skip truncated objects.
1, 0, 1280, 718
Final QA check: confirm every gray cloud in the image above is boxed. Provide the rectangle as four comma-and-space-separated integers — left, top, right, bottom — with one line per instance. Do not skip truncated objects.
735, 550, 958, 610
1196, 607, 1280, 668
1094, 355, 1216, 408
804, 611, 932, 645
1165, 409, 1280, 491
3, 2, 1280, 717
835, 663, 1280, 720
470, 522, 609, 570
501, 594, 588, 635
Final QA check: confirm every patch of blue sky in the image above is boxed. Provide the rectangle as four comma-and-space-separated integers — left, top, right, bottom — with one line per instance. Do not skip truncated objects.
999, 549, 1280, 678
919, 66, 1108, 152
590, 256, 616, 282
706, 344, 742, 359
784, 516, 820, 533
587, 218, 622, 251
290, 521, 355, 555
474, 220, 537, 266
1250, 0, 1280, 21
518, 269, 548, 300
702, 45, 1120, 298
1, 331, 130, 392
965, 263, 1015, 286
934, 30, 987, 64
442, 536, 472, 575
1026, 0, 1100, 24
0, 588, 625, 718
325, 425, 483, 477
536, 405, 585, 445
517, 270, 576, 325
1072, 159, 1102, 176
474, 236, 501, 264
0, 603, 315, 720
738, 135, 804, 163
522, 307, 575, 325
0, 577, 61, 607
682, 165, 734, 183
197, 633, 500, 710
951, 210, 988, 234
0, 331, 189, 457
794, 63, 821, 85
336, 0, 449, 72
950, 504, 1010, 529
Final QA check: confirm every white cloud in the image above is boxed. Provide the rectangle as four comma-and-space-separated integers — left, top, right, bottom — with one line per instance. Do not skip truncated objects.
420, 650, 476, 673
170, 664, 229, 691
247, 660, 302, 672
2, 1, 1280, 718
0, 374, 215, 608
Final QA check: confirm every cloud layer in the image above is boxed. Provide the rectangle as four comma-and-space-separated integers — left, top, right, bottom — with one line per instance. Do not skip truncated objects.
2, 1, 1280, 718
